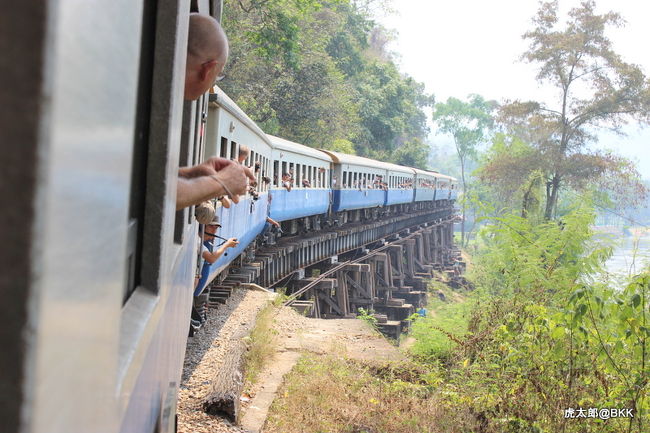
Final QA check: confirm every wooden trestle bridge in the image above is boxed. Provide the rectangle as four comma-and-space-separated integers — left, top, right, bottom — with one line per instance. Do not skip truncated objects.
203, 204, 462, 339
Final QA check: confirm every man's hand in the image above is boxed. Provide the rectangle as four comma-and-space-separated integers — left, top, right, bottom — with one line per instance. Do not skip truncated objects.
179, 157, 234, 178
211, 163, 256, 204
225, 238, 239, 248
176, 159, 256, 210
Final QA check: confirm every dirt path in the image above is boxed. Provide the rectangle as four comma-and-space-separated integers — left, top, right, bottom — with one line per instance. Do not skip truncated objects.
177, 289, 405, 433
240, 307, 405, 433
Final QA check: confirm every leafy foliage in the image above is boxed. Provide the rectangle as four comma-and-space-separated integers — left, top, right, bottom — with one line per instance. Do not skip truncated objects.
496, 0, 650, 219
221, 0, 433, 165
432, 94, 495, 245
412, 202, 649, 432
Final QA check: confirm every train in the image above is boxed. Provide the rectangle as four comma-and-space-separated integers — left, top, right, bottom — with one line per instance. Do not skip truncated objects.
1, 1, 457, 433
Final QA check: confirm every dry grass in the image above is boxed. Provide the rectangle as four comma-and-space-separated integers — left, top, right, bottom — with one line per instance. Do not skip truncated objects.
243, 302, 278, 385
264, 354, 467, 433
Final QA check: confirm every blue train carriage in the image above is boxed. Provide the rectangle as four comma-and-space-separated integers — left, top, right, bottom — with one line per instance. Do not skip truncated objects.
384, 163, 416, 207
268, 135, 333, 228
199, 87, 275, 289
413, 168, 438, 206
448, 176, 460, 201
434, 173, 455, 203
3, 2, 225, 433
319, 150, 389, 223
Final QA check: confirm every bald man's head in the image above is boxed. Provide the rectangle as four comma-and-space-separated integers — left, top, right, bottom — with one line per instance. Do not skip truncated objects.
185, 14, 229, 100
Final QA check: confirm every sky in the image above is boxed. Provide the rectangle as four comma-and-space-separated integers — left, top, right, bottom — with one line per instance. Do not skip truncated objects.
377, 0, 650, 175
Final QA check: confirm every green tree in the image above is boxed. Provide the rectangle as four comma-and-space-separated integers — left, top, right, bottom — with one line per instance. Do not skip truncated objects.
392, 137, 429, 169
432, 94, 494, 246
220, 0, 433, 165
500, 0, 650, 219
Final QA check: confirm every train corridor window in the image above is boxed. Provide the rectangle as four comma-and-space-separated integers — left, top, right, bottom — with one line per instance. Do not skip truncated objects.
220, 137, 228, 158
230, 141, 238, 161
273, 160, 279, 187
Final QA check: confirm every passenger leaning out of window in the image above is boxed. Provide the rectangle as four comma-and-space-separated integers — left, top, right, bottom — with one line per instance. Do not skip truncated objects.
176, 13, 255, 210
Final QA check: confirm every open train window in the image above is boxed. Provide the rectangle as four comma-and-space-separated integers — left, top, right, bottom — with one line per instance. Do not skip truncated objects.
230, 141, 238, 161
220, 137, 228, 158
124, 0, 158, 304
274, 160, 279, 187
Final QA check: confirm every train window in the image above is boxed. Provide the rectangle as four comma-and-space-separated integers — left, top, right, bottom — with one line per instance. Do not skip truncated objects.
230, 141, 238, 161
274, 160, 279, 187
220, 137, 228, 158
123, 0, 159, 303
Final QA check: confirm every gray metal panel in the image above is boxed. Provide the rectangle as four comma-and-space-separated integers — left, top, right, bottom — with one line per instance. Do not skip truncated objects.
25, 1, 145, 432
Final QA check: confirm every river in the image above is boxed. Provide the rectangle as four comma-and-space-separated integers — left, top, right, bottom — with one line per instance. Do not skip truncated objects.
603, 231, 650, 280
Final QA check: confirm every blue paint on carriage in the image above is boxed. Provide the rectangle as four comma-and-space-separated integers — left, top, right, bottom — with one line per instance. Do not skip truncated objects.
437, 187, 451, 201
450, 189, 458, 200
195, 194, 269, 293
385, 188, 414, 206
332, 189, 385, 212
415, 188, 435, 202
269, 188, 330, 222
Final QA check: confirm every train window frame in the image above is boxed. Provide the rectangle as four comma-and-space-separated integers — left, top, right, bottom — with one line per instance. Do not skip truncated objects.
119, 0, 198, 395
220, 136, 228, 158
230, 140, 238, 161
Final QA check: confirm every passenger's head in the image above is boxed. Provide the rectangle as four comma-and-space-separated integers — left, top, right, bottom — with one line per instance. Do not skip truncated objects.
185, 13, 229, 100
238, 145, 250, 163
204, 217, 221, 237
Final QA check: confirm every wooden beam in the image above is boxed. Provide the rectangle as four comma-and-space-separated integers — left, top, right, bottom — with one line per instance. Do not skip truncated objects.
340, 263, 370, 272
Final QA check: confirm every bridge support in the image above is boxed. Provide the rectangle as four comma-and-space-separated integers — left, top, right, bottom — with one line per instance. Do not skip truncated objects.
208, 205, 462, 340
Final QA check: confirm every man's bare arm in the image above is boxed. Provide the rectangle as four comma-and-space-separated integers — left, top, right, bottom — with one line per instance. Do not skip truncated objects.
176, 163, 255, 210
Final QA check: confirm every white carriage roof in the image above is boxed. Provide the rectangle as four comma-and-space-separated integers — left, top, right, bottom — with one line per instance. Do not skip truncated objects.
433, 172, 458, 182
381, 161, 417, 175
209, 86, 272, 146
319, 149, 411, 172
268, 135, 333, 162
412, 168, 439, 179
